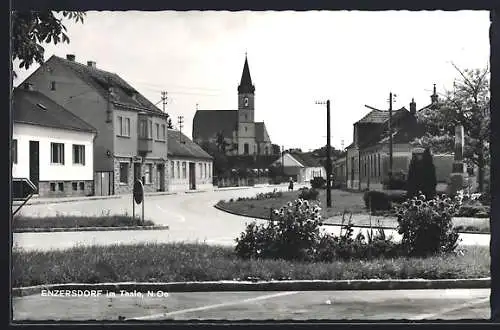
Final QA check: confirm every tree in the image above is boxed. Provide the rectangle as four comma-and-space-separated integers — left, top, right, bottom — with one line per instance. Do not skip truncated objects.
166, 116, 173, 129
215, 131, 230, 153
410, 64, 490, 192
406, 148, 437, 199
12, 11, 86, 79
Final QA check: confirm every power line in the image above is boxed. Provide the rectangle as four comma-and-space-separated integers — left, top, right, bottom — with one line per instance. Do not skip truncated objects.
130, 80, 224, 92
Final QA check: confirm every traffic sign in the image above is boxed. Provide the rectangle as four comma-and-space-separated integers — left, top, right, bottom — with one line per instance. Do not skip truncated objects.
133, 179, 144, 204
13, 178, 37, 201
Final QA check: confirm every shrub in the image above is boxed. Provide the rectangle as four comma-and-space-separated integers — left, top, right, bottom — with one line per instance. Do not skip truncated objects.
382, 173, 407, 190
478, 191, 490, 206
255, 189, 283, 200
311, 177, 326, 189
406, 148, 437, 199
298, 187, 319, 201
235, 199, 323, 261
396, 193, 461, 257
363, 190, 391, 211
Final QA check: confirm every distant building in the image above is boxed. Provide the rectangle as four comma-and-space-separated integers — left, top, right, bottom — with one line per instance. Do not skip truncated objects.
12, 87, 96, 197
21, 54, 170, 195
167, 129, 213, 192
192, 55, 275, 157
334, 86, 454, 191
271, 151, 326, 183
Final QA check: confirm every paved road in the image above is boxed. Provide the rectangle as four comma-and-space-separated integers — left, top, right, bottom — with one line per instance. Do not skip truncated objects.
12, 185, 490, 251
13, 289, 490, 321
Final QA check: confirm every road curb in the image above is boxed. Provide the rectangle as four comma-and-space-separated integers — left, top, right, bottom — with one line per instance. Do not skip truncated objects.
12, 278, 491, 297
13, 225, 170, 233
144, 192, 178, 197
22, 195, 123, 206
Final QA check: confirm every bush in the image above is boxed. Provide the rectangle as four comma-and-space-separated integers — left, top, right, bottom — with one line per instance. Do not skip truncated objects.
255, 189, 283, 200
396, 193, 461, 257
298, 187, 319, 200
406, 148, 437, 199
235, 199, 323, 261
363, 191, 392, 211
311, 177, 326, 189
478, 191, 490, 206
382, 174, 407, 190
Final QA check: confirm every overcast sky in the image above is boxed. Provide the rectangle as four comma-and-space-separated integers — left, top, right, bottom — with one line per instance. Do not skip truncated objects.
13, 10, 490, 151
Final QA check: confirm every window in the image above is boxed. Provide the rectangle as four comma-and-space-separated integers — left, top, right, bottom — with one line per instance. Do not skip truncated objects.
199, 163, 203, 178
51, 143, 65, 164
161, 124, 166, 140
244, 126, 247, 132
58, 182, 64, 191
12, 139, 17, 164
119, 162, 129, 184
50, 183, 56, 192
73, 144, 85, 165
139, 120, 147, 138
378, 154, 381, 177
244, 97, 249, 107
265, 146, 268, 155
72, 182, 78, 191
144, 164, 153, 184
148, 120, 153, 139
117, 116, 130, 137
156, 123, 160, 140
182, 162, 187, 179
177, 161, 180, 179
208, 164, 211, 178
171, 161, 175, 178
50, 81, 56, 91
244, 143, 249, 155
79, 182, 85, 190
204, 163, 207, 178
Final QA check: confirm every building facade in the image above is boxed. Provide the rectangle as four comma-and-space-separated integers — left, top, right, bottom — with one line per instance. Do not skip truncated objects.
22, 54, 170, 195
271, 152, 326, 183
334, 86, 454, 191
192, 55, 275, 156
12, 88, 96, 197
167, 129, 213, 192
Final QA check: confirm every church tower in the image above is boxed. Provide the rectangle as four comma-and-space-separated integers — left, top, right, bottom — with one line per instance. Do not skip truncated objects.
237, 54, 256, 155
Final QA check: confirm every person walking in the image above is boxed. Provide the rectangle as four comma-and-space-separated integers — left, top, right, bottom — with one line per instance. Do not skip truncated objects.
288, 177, 294, 191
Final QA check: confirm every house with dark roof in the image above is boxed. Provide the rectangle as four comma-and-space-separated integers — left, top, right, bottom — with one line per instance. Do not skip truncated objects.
271, 151, 326, 183
167, 129, 213, 192
192, 55, 275, 157
21, 54, 171, 195
334, 86, 454, 191
12, 87, 97, 197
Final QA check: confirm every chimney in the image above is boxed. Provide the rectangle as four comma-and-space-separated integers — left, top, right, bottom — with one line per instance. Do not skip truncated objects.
66, 54, 75, 61
431, 83, 439, 104
410, 98, 416, 115
87, 61, 96, 68
23, 82, 34, 91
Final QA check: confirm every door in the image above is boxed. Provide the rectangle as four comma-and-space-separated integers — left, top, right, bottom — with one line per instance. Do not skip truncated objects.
94, 172, 112, 196
189, 162, 196, 190
157, 164, 165, 192
29, 141, 39, 193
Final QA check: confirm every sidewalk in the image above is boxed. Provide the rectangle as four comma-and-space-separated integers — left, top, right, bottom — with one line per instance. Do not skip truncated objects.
14, 184, 285, 206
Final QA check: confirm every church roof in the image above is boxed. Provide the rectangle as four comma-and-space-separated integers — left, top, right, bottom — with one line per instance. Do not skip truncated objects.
255, 122, 266, 142
192, 110, 238, 141
238, 56, 255, 94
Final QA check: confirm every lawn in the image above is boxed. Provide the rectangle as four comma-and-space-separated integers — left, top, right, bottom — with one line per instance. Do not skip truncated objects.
12, 243, 490, 287
219, 189, 368, 219
12, 214, 155, 230
218, 189, 490, 234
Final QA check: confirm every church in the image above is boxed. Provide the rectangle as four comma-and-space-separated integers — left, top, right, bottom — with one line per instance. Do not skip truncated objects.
192, 55, 275, 156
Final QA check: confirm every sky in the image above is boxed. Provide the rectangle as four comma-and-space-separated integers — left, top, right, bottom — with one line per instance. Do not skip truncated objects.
13, 10, 490, 151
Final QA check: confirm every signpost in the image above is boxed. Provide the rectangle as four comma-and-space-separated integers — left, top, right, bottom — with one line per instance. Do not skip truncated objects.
12, 178, 37, 216
133, 179, 144, 224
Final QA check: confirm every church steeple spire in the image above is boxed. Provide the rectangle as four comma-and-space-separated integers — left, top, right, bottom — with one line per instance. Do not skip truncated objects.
238, 54, 255, 94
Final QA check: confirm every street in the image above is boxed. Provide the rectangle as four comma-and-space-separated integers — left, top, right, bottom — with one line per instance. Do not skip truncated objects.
13, 185, 490, 251
13, 289, 490, 321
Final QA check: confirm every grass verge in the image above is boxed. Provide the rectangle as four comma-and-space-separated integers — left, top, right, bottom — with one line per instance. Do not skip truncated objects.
12, 243, 489, 287
13, 215, 155, 230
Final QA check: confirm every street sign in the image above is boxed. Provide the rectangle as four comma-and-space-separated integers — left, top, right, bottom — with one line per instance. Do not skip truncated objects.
13, 178, 36, 201
133, 179, 144, 204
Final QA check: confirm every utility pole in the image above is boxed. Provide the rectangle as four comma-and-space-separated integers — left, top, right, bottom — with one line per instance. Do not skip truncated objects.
161, 91, 168, 113
315, 100, 332, 207
178, 116, 184, 143
387, 92, 396, 183
281, 145, 285, 177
